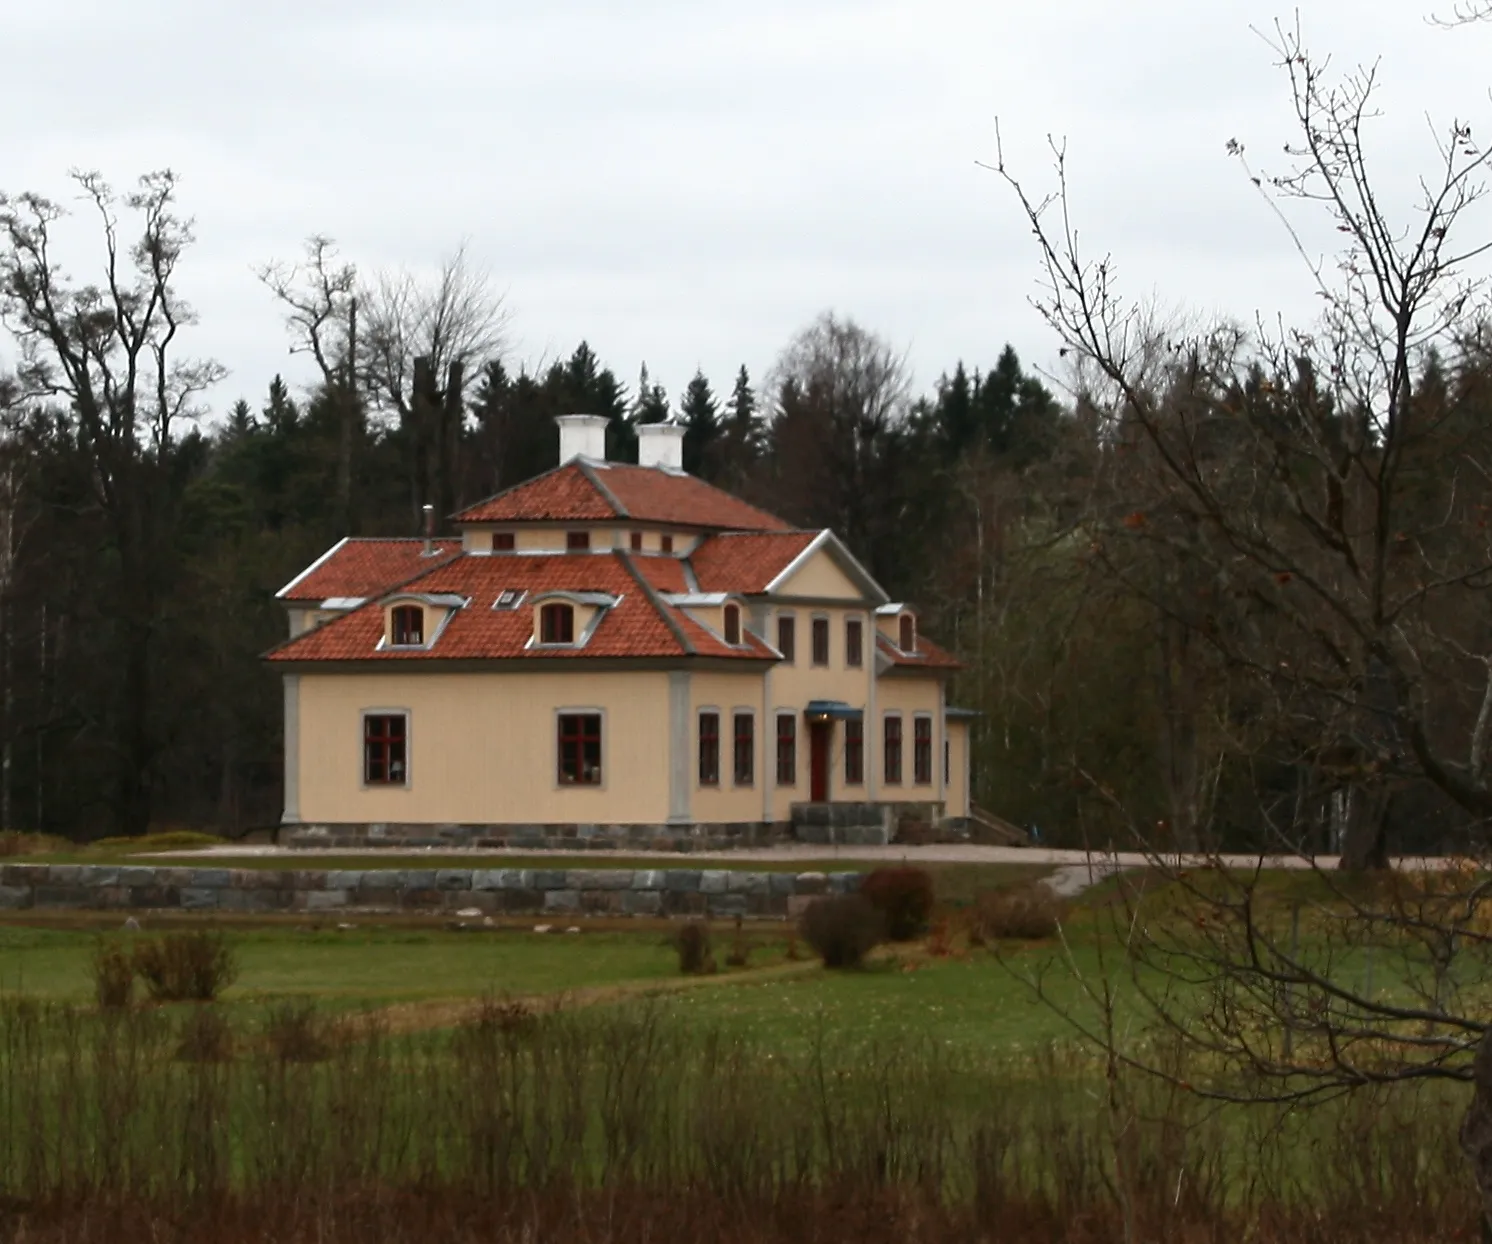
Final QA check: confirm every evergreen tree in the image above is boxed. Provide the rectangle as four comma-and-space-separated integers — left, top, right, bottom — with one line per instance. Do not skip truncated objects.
679, 369, 721, 476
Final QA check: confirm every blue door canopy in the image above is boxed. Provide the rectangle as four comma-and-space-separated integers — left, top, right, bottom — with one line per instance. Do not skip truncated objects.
804, 700, 863, 722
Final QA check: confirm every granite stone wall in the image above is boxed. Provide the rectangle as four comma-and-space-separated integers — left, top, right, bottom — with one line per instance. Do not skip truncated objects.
285, 822, 793, 852
0, 864, 864, 918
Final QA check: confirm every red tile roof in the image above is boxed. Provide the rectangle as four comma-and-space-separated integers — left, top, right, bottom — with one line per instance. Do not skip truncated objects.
277, 539, 461, 603
454, 461, 791, 532
630, 556, 691, 594
689, 531, 820, 594
876, 631, 963, 672
267, 553, 777, 665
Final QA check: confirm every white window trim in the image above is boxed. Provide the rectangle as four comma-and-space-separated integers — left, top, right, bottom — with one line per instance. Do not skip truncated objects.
731, 706, 757, 788
697, 705, 723, 787
913, 711, 935, 786
776, 610, 798, 665
361, 708, 412, 790
845, 613, 866, 668
554, 706, 607, 791
882, 710, 905, 786
809, 611, 832, 667
774, 710, 799, 788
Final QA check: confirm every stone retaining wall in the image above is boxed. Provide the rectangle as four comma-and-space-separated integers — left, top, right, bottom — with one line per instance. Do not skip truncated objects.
286, 821, 791, 853
0, 864, 864, 919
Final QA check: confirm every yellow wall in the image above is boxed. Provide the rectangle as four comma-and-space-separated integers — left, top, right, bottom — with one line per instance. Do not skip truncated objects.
875, 677, 942, 797
945, 720, 970, 817
296, 671, 671, 824
775, 548, 862, 600
460, 525, 695, 555
689, 672, 770, 822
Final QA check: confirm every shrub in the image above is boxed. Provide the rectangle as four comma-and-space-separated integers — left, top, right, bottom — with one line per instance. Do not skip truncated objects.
263, 1001, 335, 1063
974, 882, 1065, 941
800, 895, 884, 969
133, 931, 239, 1002
675, 921, 714, 974
725, 916, 749, 968
175, 1006, 234, 1062
0, 831, 73, 857
860, 866, 936, 941
92, 939, 135, 1009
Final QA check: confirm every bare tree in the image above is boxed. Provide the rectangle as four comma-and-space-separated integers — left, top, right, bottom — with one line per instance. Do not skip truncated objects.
0, 170, 223, 834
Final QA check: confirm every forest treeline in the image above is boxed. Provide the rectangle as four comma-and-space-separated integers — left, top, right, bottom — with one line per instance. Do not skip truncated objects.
0, 173, 1485, 856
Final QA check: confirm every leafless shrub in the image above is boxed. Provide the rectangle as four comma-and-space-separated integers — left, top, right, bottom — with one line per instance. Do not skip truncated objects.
91, 939, 135, 1009
133, 931, 238, 1002
975, 883, 1066, 941
800, 895, 885, 968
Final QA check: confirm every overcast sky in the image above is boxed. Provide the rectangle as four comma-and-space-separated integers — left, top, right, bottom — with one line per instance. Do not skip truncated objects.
5, 0, 1492, 416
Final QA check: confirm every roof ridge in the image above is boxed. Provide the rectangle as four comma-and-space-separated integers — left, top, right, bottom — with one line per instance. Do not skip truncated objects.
618, 551, 694, 657
575, 457, 629, 518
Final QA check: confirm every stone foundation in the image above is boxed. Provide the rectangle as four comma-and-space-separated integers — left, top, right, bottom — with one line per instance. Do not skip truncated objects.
790, 802, 894, 847
0, 863, 862, 918
284, 821, 792, 852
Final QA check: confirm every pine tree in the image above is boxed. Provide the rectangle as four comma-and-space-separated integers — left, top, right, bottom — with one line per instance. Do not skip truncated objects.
679, 369, 721, 476
719, 365, 763, 480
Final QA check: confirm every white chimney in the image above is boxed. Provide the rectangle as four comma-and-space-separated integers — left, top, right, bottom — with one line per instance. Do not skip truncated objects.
637, 422, 686, 471
555, 414, 609, 464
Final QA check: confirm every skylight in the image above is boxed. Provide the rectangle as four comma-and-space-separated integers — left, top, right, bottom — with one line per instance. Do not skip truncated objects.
493, 589, 527, 611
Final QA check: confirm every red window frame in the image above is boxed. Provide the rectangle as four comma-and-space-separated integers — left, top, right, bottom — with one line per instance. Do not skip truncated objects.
492, 532, 515, 551
557, 713, 602, 785
566, 531, 590, 551
390, 605, 424, 646
845, 618, 863, 668
660, 534, 674, 553
844, 718, 864, 786
364, 714, 408, 785
733, 712, 754, 786
630, 531, 644, 551
724, 604, 741, 646
914, 717, 933, 785
777, 615, 795, 663
776, 713, 796, 786
899, 613, 915, 652
811, 617, 830, 666
540, 602, 575, 644
698, 711, 720, 786
884, 715, 903, 785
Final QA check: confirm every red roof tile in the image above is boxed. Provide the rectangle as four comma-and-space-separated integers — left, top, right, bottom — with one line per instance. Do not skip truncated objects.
454, 461, 791, 532
689, 531, 820, 594
267, 553, 777, 665
876, 631, 963, 672
630, 556, 691, 594
277, 539, 462, 603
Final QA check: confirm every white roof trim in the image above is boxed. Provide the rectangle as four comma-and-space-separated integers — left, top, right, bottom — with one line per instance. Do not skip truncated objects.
531, 590, 621, 608
320, 596, 365, 610
664, 592, 731, 606
275, 537, 349, 599
875, 602, 908, 615
763, 530, 889, 603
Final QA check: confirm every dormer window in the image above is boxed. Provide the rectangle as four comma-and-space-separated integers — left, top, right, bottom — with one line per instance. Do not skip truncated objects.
566, 531, 590, 551
723, 603, 741, 646
630, 531, 644, 551
899, 613, 916, 652
540, 602, 575, 645
391, 605, 424, 647
660, 534, 674, 553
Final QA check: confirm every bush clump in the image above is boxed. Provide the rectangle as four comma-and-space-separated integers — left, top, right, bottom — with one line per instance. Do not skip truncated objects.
92, 939, 135, 1009
859, 866, 936, 941
175, 1006, 234, 1063
800, 895, 884, 969
133, 930, 239, 1002
974, 882, 1065, 941
675, 921, 715, 974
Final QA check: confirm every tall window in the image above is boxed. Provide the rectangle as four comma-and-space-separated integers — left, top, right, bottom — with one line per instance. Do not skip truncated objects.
660, 534, 674, 553
364, 714, 408, 785
733, 712, 755, 786
899, 613, 916, 652
540, 602, 575, 644
845, 618, 863, 668
776, 714, 797, 786
566, 530, 590, 550
630, 531, 644, 551
777, 615, 796, 663
698, 711, 720, 786
492, 532, 516, 551
723, 604, 742, 645
944, 739, 951, 785
390, 605, 424, 647
811, 617, 830, 666
844, 719, 864, 785
557, 713, 602, 785
914, 717, 933, 785
883, 715, 903, 785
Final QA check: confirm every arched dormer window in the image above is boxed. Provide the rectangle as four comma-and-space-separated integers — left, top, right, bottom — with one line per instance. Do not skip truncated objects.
899, 613, 916, 653
723, 603, 741, 646
540, 602, 575, 645
391, 604, 424, 647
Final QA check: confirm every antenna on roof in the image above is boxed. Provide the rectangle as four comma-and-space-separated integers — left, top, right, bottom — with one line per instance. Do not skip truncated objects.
422, 504, 435, 556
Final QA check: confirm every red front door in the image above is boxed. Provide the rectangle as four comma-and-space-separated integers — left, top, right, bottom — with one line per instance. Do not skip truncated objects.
809, 721, 831, 802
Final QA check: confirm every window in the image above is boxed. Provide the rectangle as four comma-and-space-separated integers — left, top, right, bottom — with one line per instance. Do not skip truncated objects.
492, 532, 515, 551
540, 602, 575, 644
914, 717, 933, 785
733, 712, 754, 786
566, 530, 590, 551
944, 739, 951, 785
811, 617, 830, 666
899, 613, 916, 652
846, 618, 863, 668
776, 714, 797, 786
845, 719, 864, 785
493, 589, 526, 611
557, 713, 602, 785
630, 531, 644, 551
390, 605, 424, 647
698, 711, 720, 786
777, 615, 795, 663
660, 534, 674, 553
364, 714, 408, 785
884, 715, 903, 785
723, 604, 741, 646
